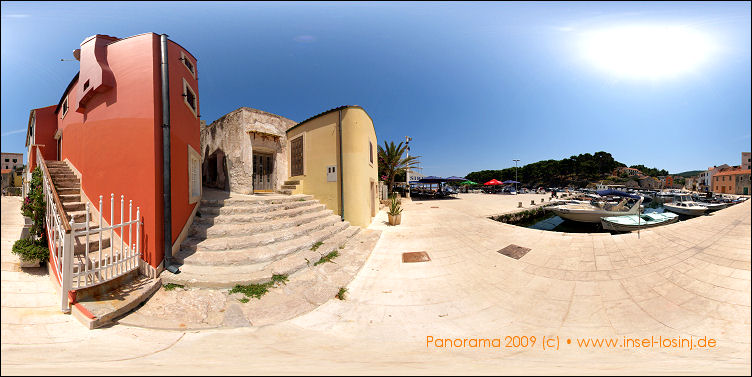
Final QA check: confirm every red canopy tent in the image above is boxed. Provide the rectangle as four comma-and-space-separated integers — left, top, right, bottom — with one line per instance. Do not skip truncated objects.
483, 179, 504, 186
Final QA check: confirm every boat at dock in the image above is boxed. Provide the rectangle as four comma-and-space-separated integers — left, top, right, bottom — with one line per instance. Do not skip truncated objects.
663, 194, 707, 216
549, 197, 643, 223
601, 212, 679, 232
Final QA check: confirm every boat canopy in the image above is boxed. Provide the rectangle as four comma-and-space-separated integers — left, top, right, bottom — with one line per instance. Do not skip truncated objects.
596, 189, 642, 199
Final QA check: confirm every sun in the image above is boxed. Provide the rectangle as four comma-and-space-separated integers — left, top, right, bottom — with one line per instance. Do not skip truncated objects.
579, 25, 714, 80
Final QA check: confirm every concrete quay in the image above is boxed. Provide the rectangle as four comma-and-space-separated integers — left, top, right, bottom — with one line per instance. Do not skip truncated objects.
2, 193, 750, 375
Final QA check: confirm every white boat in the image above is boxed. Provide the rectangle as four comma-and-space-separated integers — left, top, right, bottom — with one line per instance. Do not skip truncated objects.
549, 198, 643, 223
601, 212, 679, 232
699, 202, 727, 212
663, 195, 707, 216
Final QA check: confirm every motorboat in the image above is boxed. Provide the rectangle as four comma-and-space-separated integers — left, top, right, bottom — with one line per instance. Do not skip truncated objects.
549, 197, 643, 223
663, 195, 707, 216
601, 212, 679, 232
696, 201, 727, 212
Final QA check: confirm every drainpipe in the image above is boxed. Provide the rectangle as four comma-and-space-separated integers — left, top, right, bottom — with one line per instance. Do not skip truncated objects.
160, 34, 178, 274
338, 109, 345, 221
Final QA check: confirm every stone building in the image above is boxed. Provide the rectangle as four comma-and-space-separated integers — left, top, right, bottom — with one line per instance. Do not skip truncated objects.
201, 107, 296, 194
202, 105, 379, 228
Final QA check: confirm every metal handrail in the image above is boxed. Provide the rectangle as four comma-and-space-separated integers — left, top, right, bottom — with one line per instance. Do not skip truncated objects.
36, 149, 71, 232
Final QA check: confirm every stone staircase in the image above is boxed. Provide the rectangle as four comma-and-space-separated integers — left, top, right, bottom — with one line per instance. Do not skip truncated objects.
45, 161, 114, 261
278, 180, 299, 195
164, 192, 360, 288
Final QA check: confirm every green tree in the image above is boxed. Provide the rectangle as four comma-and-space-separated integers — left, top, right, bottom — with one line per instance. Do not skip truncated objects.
378, 141, 421, 194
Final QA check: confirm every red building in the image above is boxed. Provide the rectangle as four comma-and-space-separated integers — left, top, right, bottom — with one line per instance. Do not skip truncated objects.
25, 33, 201, 311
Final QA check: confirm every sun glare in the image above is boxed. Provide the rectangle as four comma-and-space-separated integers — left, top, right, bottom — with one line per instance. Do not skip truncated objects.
580, 25, 714, 80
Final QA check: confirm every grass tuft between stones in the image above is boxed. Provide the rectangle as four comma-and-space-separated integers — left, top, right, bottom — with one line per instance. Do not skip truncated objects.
336, 287, 347, 300
231, 274, 288, 301
310, 241, 324, 251
163, 283, 184, 291
314, 250, 339, 266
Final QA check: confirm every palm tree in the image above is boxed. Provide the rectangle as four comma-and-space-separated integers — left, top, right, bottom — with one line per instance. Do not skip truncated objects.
378, 140, 421, 194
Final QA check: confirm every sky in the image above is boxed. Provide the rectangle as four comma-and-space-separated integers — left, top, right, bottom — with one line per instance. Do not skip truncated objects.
1, 1, 750, 176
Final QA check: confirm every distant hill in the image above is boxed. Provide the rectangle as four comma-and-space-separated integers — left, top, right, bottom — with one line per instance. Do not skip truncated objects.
672, 170, 703, 178
464, 151, 674, 188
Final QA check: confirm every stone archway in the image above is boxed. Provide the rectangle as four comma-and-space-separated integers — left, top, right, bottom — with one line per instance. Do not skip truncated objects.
203, 146, 229, 191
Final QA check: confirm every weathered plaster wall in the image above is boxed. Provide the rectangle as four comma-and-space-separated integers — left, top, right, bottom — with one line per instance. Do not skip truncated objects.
201, 107, 295, 194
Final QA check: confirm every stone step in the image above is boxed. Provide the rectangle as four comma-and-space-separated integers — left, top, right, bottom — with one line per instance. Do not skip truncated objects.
72, 274, 161, 329
67, 210, 89, 223
59, 194, 82, 203
56, 187, 80, 195
165, 226, 359, 288
63, 201, 86, 212
48, 169, 74, 175
182, 213, 342, 252
200, 194, 312, 208
284, 180, 300, 186
190, 205, 330, 238
278, 189, 293, 195
195, 202, 326, 225
198, 197, 317, 216
177, 222, 356, 267
281, 185, 297, 190
73, 232, 111, 254
53, 181, 81, 189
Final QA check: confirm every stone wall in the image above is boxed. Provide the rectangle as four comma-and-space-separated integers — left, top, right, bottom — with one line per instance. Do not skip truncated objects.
201, 107, 296, 194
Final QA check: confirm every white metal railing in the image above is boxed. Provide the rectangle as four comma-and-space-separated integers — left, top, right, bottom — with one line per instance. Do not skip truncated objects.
37, 149, 142, 313
69, 194, 141, 291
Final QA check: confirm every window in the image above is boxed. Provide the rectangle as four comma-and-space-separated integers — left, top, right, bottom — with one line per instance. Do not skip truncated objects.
61, 96, 69, 119
182, 78, 197, 117
3, 159, 7, 162
291, 136, 304, 176
188, 146, 201, 203
180, 51, 195, 77
12, 159, 17, 163
369, 140, 373, 164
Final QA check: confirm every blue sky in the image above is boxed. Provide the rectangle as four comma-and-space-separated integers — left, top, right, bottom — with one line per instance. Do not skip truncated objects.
2, 1, 750, 176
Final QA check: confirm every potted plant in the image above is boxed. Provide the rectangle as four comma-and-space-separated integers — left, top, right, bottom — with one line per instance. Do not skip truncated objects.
387, 194, 403, 225
12, 236, 49, 268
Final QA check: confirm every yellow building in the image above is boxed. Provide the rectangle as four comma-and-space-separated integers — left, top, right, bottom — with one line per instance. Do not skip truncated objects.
286, 106, 378, 227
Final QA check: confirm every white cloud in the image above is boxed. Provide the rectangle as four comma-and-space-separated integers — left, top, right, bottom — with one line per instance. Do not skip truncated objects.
1, 128, 26, 137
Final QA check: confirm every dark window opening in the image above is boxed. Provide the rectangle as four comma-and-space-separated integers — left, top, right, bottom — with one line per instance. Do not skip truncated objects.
291, 137, 304, 176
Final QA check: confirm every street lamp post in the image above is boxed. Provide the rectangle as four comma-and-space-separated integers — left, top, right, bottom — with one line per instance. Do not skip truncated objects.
405, 136, 412, 198
513, 159, 520, 193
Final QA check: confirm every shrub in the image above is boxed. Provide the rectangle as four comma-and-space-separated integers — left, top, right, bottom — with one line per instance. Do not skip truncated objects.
21, 167, 46, 240
12, 236, 49, 262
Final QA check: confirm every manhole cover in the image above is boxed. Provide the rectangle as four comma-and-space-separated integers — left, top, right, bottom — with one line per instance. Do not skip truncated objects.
402, 251, 431, 263
497, 244, 531, 259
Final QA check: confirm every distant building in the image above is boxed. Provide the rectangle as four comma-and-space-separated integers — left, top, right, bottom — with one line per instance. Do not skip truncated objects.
712, 168, 751, 195
1, 152, 23, 171
615, 166, 641, 177
742, 152, 751, 170
698, 164, 730, 190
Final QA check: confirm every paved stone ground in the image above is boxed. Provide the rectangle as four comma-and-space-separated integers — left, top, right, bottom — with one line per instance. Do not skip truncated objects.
2, 194, 750, 374
116, 229, 381, 329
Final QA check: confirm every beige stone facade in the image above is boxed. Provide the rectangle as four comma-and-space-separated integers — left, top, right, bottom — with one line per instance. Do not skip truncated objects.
201, 107, 296, 194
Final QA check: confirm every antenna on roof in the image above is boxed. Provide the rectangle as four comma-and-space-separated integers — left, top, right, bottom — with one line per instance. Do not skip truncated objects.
60, 49, 81, 62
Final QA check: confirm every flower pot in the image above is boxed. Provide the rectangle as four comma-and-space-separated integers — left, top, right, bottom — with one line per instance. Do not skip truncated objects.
388, 213, 401, 225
